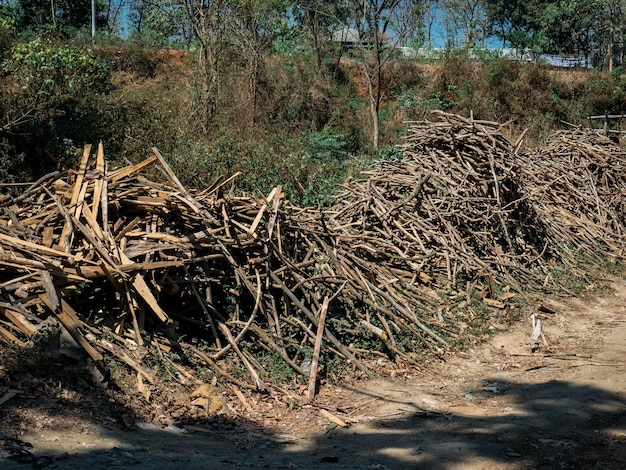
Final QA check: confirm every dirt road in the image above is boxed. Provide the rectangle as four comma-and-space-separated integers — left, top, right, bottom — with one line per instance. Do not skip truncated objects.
2, 278, 625, 469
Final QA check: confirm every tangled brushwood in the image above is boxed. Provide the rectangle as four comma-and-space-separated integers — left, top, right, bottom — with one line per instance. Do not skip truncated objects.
0, 111, 625, 399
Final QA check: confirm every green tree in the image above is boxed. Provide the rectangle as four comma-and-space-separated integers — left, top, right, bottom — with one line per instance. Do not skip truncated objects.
438, 0, 490, 48
483, 0, 548, 50
228, 0, 291, 124
484, 0, 611, 59
293, 0, 345, 73
0, 38, 109, 179
7, 0, 107, 36
343, 0, 425, 148
177, 0, 232, 134
587, 0, 626, 70
538, 0, 600, 56
127, 0, 187, 45
604, 0, 626, 68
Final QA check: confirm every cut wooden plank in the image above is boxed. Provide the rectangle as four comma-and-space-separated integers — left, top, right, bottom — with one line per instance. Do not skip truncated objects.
109, 155, 157, 182
198, 171, 242, 197
232, 386, 254, 413
98, 261, 124, 293
40, 269, 61, 313
109, 245, 168, 324
97, 338, 155, 384
12, 211, 48, 228
81, 202, 105, 241
39, 294, 104, 362
123, 281, 144, 347
0, 252, 48, 270
319, 409, 347, 427
113, 216, 142, 243
73, 178, 89, 220
0, 325, 26, 346
266, 186, 282, 240
91, 142, 105, 219
42, 226, 54, 247
0, 272, 37, 290
0, 233, 75, 259
170, 192, 201, 213
69, 254, 224, 279
123, 197, 168, 207
179, 227, 224, 243
151, 147, 191, 199
100, 161, 110, 240
0, 305, 38, 337
69, 144, 92, 209
123, 230, 191, 246
307, 296, 329, 399
247, 203, 267, 239
137, 196, 168, 205
131, 274, 171, 323
54, 200, 121, 270
59, 144, 91, 246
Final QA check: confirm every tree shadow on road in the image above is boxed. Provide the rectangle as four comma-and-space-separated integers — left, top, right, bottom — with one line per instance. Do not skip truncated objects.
301, 378, 626, 469
0, 345, 273, 469
2, 347, 626, 470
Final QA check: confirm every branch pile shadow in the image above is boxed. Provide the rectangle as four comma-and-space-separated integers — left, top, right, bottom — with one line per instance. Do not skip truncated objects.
2, 373, 626, 469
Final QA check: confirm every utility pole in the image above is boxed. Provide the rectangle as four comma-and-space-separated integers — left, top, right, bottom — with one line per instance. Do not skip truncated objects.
91, 0, 96, 38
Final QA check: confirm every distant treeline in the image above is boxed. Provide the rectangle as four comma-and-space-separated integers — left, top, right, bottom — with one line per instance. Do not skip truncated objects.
1, 1, 625, 66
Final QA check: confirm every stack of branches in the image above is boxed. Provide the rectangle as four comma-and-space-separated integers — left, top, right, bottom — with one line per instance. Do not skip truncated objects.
0, 134, 492, 396
514, 127, 626, 265
1, 114, 625, 398
278, 111, 545, 366
0, 144, 298, 391
1, 142, 406, 395
397, 110, 543, 289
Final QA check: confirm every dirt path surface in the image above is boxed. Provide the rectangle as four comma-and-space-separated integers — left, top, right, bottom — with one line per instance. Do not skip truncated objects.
2, 278, 626, 469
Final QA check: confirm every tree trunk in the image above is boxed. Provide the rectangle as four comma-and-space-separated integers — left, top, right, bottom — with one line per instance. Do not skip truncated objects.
362, 62, 380, 149
200, 44, 218, 133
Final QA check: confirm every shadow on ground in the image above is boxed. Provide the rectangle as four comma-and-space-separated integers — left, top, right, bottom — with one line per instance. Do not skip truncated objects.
315, 378, 626, 469
2, 366, 626, 469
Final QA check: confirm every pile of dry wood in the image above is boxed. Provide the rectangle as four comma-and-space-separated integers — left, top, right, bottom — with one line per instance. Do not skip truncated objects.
515, 128, 626, 264
0, 112, 624, 398
399, 111, 534, 290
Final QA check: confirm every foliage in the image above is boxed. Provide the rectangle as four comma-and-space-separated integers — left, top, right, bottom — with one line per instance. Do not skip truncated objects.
2, 21, 626, 203
0, 11, 15, 53
484, 0, 614, 58
126, 0, 186, 47
4, 0, 108, 37
437, 0, 490, 47
581, 70, 626, 115
3, 38, 108, 96
0, 38, 110, 181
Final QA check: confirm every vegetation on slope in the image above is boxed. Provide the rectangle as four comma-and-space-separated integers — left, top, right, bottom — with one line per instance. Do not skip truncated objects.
1, 23, 626, 206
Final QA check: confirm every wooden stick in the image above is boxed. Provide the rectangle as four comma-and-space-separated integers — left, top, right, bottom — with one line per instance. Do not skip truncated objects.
307, 296, 329, 399
218, 323, 265, 391
39, 294, 103, 361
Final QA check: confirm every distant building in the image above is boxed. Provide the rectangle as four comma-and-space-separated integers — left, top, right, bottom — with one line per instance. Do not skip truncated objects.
535, 53, 594, 69
332, 27, 361, 52
331, 27, 390, 53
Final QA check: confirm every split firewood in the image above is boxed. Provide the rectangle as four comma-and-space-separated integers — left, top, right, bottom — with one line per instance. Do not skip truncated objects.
0, 116, 623, 399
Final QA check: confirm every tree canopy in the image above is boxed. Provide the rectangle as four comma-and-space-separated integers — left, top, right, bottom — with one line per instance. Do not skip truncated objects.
0, 0, 625, 63
0, 0, 107, 36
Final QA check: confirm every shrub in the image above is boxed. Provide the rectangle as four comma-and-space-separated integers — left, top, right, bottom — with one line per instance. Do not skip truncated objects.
0, 38, 110, 181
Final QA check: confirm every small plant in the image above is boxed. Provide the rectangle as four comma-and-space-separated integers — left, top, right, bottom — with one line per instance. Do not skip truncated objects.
257, 350, 294, 383
378, 145, 403, 161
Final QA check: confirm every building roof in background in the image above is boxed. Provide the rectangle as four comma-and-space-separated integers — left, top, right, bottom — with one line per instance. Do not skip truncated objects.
332, 27, 360, 43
